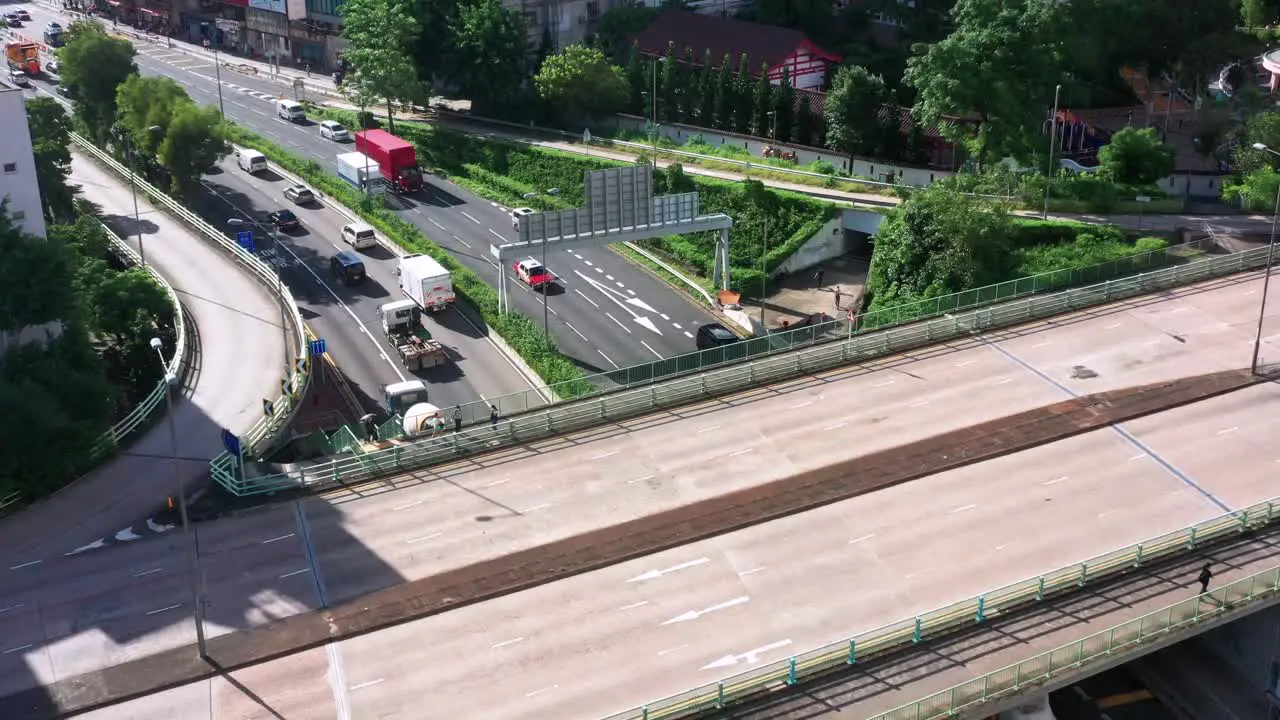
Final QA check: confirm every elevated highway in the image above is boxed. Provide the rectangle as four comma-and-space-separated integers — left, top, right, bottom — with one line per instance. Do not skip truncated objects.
0, 268, 1274, 718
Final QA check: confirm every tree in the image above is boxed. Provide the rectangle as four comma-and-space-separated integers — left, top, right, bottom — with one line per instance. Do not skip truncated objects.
626, 42, 646, 115
906, 0, 1067, 167
534, 44, 628, 120
407, 0, 457, 90
659, 42, 677, 123
446, 0, 528, 116
698, 49, 716, 125
593, 4, 659, 60
866, 186, 1014, 309
825, 65, 889, 160
714, 53, 735, 132
1233, 111, 1280, 174
58, 22, 137, 138
794, 97, 816, 146
679, 46, 698, 123
1225, 168, 1280, 211
25, 98, 76, 223
159, 104, 227, 196
771, 67, 795, 143
734, 53, 753, 134
1241, 0, 1280, 27
116, 75, 190, 155
1097, 127, 1175, 186
752, 63, 773, 137
340, 0, 424, 133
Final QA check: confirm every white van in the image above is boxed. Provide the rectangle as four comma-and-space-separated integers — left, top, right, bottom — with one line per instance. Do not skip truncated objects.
236, 149, 267, 174
276, 99, 305, 122
341, 222, 378, 250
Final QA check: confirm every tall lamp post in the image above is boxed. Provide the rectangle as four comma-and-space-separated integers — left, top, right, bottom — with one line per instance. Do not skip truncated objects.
149, 337, 207, 660
519, 188, 562, 336
1248, 142, 1279, 376
122, 124, 163, 266
202, 37, 226, 118
1043, 84, 1062, 220
228, 218, 291, 372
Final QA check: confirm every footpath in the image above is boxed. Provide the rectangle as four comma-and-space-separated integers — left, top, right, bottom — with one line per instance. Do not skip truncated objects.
0, 154, 286, 568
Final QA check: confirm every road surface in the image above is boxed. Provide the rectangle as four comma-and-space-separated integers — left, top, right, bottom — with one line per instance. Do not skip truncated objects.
0, 153, 286, 577
0, 269, 1275, 716
12, 4, 722, 373
192, 153, 539, 415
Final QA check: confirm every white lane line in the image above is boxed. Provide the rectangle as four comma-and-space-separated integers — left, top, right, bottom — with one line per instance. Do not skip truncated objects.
262, 533, 296, 544
132, 568, 163, 578
9, 560, 41, 571
394, 500, 423, 511
910, 399, 930, 407
950, 504, 977, 514
483, 479, 509, 487
641, 340, 663, 359
1042, 476, 1068, 486
564, 322, 589, 342
1129, 454, 1145, 461
279, 568, 311, 579
790, 400, 813, 408
1104, 322, 1123, 329
407, 533, 444, 545
1217, 426, 1239, 435
429, 218, 446, 230
1033, 340, 1051, 348
1098, 510, 1119, 518
619, 600, 650, 611
145, 604, 183, 616
596, 348, 620, 369
525, 503, 553, 513
660, 313, 670, 320
1, 644, 33, 654
606, 274, 615, 280
872, 379, 896, 388
349, 679, 385, 691
954, 359, 976, 367
672, 322, 683, 329
605, 312, 632, 333
684, 331, 693, 338
657, 644, 690, 656
738, 566, 766, 577
998, 377, 1014, 384
848, 534, 875, 545
728, 448, 753, 457
491, 637, 525, 649
824, 422, 847, 431
488, 228, 506, 241
525, 686, 559, 698
592, 451, 619, 460
573, 289, 600, 308
584, 260, 594, 266
627, 475, 655, 485
460, 211, 481, 224
698, 425, 721, 433
0, 604, 25, 613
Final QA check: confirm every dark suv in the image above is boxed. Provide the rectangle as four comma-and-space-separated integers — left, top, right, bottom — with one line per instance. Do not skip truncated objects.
696, 323, 739, 350
330, 251, 366, 285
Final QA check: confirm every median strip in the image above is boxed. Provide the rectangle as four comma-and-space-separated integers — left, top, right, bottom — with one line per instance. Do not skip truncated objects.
0, 369, 1258, 719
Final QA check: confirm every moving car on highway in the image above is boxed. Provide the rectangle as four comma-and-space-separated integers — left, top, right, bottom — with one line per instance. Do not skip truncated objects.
283, 183, 314, 204
513, 258, 555, 291
319, 120, 351, 142
268, 209, 301, 230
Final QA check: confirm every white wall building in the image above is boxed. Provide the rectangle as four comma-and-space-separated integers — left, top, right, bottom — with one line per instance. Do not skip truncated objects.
0, 83, 48, 240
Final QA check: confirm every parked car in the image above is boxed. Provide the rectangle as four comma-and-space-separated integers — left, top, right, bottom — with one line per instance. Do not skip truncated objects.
696, 323, 739, 350
3, 13, 24, 27
45, 59, 59, 75
14, 9, 32, 21
510, 207, 534, 229
268, 209, 300, 230
283, 184, 314, 205
8, 70, 30, 88
45, 20, 62, 32
318, 120, 351, 142
513, 259, 555, 290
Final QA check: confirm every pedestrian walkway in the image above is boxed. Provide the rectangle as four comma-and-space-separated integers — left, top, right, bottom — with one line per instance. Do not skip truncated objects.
0, 154, 286, 568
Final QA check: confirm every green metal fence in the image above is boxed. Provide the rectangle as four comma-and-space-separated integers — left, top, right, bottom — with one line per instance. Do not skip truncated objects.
599, 498, 1280, 720
211, 241, 1269, 496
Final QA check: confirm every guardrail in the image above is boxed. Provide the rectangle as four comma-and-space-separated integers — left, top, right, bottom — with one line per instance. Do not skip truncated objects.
211, 237, 1271, 496
86, 220, 187, 461
70, 132, 310, 459
601, 498, 1280, 720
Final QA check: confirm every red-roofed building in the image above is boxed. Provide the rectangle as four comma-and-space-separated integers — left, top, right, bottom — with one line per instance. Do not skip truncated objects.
632, 10, 842, 90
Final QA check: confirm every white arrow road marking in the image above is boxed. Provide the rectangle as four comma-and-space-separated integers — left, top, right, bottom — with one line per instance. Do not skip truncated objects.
662, 595, 750, 625
115, 528, 141, 542
65, 540, 106, 557
627, 557, 711, 583
701, 639, 793, 670
146, 518, 174, 533
574, 270, 663, 335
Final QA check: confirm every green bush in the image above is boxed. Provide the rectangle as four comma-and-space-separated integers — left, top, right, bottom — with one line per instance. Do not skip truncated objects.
222, 124, 594, 397
1013, 231, 1168, 276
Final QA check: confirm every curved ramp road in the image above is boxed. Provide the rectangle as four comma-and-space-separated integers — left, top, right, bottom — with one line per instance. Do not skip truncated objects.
0, 271, 1276, 717
0, 155, 286, 569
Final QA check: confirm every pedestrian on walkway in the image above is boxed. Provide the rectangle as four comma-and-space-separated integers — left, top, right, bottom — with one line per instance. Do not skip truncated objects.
489, 404, 499, 430
1198, 563, 1213, 594
834, 286, 842, 310
452, 404, 463, 433
360, 413, 378, 443
813, 268, 825, 288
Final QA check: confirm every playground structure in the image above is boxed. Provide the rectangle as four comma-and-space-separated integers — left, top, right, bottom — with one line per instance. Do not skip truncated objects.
1044, 109, 1113, 169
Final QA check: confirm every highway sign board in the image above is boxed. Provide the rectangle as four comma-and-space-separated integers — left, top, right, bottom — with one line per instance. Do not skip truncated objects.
310, 338, 326, 356
220, 428, 241, 457
236, 230, 255, 252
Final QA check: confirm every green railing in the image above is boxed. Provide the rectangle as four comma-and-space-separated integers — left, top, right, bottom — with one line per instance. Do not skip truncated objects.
600, 498, 1280, 720
70, 131, 310, 461
866, 564, 1280, 720
212, 240, 1270, 497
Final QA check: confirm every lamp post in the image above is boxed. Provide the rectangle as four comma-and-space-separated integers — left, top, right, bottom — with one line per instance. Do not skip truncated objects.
759, 221, 770, 328
520, 188, 561, 336
149, 337, 207, 660
203, 38, 226, 119
122, 125, 162, 266
1043, 83, 1062, 220
640, 59, 659, 157
768, 110, 777, 142
228, 218, 291, 373
1248, 142, 1279, 376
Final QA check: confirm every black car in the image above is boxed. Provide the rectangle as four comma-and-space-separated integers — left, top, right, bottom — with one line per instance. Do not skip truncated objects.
268, 209, 300, 230
330, 251, 366, 285
696, 322, 739, 350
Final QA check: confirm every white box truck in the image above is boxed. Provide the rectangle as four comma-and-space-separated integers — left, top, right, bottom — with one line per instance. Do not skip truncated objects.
337, 151, 378, 190
398, 254, 455, 312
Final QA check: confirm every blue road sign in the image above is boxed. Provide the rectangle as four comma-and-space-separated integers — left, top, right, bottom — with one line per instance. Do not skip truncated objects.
219, 428, 241, 457
310, 338, 326, 356
236, 230, 255, 252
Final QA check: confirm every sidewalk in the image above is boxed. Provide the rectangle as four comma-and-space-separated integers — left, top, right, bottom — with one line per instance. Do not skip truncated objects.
0, 154, 286, 567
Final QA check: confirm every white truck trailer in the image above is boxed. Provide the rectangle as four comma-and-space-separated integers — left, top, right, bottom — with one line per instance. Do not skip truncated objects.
398, 254, 455, 312
336, 151, 378, 190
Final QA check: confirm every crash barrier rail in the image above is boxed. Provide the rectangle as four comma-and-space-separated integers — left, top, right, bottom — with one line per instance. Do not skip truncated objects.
210, 240, 1271, 496
70, 132, 310, 459
601, 499, 1280, 720
87, 220, 187, 461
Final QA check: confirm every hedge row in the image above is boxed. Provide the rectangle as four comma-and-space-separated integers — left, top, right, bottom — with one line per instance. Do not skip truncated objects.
220, 124, 595, 397
319, 109, 835, 298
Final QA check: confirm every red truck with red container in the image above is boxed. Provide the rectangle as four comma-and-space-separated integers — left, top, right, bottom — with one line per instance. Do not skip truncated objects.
353, 129, 424, 194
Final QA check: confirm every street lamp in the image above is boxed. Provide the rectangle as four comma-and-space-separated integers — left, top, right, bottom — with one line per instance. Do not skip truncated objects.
1248, 142, 1279, 376
228, 218, 291, 372
1043, 83, 1062, 220
640, 59, 659, 156
520, 188, 562, 336
768, 110, 777, 142
202, 37, 226, 119
123, 124, 163, 265
149, 336, 207, 660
